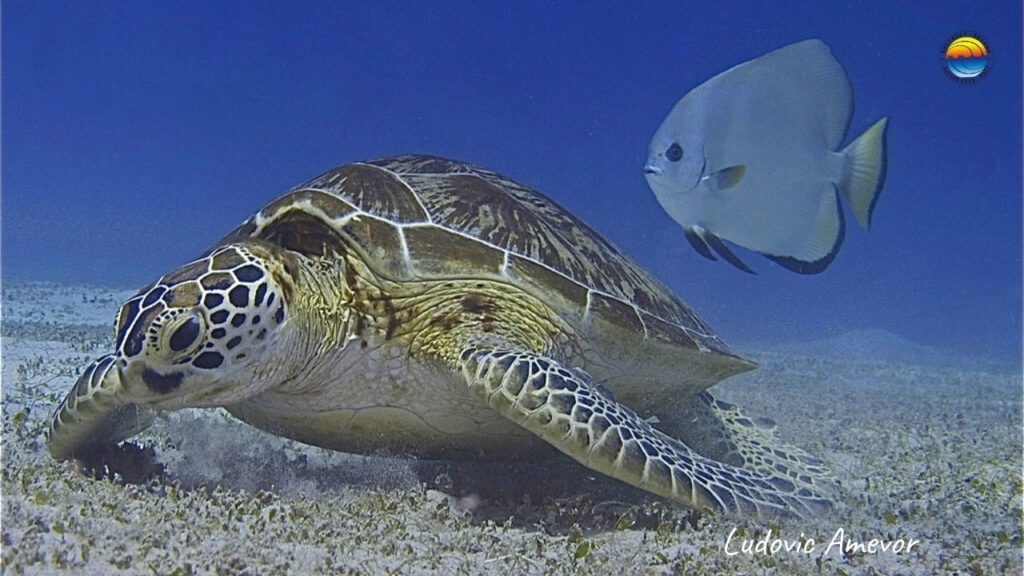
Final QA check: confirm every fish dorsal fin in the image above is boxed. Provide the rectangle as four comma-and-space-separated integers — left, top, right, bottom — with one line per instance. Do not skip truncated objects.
685, 39, 852, 150
752, 39, 852, 149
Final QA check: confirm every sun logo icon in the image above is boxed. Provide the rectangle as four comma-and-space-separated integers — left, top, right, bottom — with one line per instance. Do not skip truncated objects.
944, 35, 990, 83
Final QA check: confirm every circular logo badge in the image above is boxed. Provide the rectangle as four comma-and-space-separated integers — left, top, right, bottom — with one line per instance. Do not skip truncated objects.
944, 35, 989, 82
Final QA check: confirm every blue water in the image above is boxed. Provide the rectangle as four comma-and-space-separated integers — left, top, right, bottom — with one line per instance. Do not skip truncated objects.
2, 1, 1021, 363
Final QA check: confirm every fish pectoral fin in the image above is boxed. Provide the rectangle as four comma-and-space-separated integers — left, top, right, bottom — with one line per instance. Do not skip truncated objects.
706, 165, 747, 191
684, 227, 718, 261
702, 231, 755, 274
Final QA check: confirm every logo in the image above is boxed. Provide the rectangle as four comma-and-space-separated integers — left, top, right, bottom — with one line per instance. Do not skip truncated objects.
944, 34, 990, 83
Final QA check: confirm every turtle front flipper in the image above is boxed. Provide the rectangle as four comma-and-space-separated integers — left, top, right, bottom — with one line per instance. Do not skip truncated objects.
693, 391, 836, 496
47, 354, 155, 462
459, 347, 832, 518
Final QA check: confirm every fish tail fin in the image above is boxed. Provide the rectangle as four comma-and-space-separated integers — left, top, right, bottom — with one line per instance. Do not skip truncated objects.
839, 117, 889, 230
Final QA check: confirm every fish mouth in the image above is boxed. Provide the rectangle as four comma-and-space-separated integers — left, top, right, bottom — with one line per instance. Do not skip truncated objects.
643, 164, 662, 176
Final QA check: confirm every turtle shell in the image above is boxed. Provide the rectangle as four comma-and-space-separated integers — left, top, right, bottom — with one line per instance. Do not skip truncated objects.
219, 155, 743, 367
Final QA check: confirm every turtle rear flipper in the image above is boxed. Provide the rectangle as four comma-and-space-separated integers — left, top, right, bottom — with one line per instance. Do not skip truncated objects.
47, 354, 155, 462
459, 347, 832, 519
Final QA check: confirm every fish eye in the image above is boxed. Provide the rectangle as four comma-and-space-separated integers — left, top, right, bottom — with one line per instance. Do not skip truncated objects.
666, 143, 684, 162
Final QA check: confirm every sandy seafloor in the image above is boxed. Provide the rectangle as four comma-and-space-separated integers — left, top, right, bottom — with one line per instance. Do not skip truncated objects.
1, 281, 1020, 575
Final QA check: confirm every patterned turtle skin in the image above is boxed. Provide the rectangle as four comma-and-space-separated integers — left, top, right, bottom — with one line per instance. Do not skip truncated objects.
48, 155, 833, 518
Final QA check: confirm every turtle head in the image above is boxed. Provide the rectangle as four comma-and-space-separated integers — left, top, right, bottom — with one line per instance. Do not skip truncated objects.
113, 243, 294, 408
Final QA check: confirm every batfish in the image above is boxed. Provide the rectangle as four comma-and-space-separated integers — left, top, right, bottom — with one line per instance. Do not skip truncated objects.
644, 39, 888, 274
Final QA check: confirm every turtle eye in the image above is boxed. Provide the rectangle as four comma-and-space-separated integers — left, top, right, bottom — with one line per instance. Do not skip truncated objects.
167, 314, 203, 355
666, 143, 684, 162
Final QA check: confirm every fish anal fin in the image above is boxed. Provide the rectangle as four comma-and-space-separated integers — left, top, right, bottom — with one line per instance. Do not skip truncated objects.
762, 190, 846, 274
764, 253, 833, 275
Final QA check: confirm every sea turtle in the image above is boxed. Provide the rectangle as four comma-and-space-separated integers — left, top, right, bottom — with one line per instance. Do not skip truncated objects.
47, 155, 832, 517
